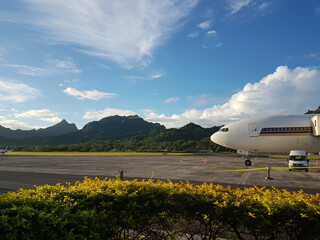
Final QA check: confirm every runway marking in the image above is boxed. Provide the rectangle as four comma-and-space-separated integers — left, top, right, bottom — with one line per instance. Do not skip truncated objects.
202, 167, 268, 172
201, 166, 320, 172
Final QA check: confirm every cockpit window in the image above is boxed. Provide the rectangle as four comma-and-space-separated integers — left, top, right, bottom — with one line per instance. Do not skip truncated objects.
219, 127, 229, 132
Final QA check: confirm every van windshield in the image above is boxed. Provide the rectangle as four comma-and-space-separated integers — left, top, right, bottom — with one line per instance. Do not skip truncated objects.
289, 156, 306, 160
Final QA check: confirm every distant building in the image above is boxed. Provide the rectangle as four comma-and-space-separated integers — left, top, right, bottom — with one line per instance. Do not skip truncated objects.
199, 150, 213, 153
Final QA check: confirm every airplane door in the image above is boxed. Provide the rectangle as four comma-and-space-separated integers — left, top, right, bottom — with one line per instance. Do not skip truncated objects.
249, 124, 259, 137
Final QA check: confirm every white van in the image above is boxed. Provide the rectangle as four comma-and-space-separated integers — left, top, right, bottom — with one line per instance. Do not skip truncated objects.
288, 150, 309, 172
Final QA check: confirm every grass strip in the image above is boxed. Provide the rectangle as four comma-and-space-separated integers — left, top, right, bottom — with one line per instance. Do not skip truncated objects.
6, 151, 194, 156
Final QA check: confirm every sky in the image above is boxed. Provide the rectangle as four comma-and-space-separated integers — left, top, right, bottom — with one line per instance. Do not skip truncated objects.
0, 0, 320, 130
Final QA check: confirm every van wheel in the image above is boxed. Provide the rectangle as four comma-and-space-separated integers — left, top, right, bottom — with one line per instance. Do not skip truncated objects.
245, 159, 251, 166
289, 169, 291, 171
305, 169, 308, 172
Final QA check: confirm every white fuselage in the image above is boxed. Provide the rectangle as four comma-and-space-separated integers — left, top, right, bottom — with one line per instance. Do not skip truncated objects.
210, 115, 320, 153
0, 147, 11, 154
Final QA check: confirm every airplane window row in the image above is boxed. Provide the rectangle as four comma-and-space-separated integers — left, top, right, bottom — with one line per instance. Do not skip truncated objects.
261, 127, 312, 132
219, 128, 229, 132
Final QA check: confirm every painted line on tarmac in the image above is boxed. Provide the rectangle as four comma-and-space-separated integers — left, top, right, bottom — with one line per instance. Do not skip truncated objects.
273, 166, 320, 170
202, 167, 267, 172
202, 166, 320, 172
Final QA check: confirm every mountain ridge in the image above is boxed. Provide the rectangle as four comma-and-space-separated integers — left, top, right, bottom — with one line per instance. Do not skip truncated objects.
0, 115, 166, 145
0, 119, 78, 139
0, 115, 219, 146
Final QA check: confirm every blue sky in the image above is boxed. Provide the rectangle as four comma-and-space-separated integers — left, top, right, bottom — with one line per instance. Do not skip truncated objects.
0, 0, 320, 130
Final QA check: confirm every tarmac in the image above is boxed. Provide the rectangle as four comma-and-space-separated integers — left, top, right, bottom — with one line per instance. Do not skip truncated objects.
0, 154, 319, 194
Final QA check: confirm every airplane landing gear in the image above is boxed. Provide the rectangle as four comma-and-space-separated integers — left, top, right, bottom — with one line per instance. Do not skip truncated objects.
245, 159, 252, 166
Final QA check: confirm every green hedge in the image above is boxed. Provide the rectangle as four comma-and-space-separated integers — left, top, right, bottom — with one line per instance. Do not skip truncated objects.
0, 178, 319, 239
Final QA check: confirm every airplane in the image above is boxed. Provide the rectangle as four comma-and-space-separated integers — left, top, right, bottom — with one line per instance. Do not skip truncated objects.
210, 114, 320, 166
0, 146, 12, 155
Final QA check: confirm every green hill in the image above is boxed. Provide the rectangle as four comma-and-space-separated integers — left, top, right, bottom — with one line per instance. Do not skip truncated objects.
0, 116, 221, 152
0, 119, 77, 139
0, 115, 166, 146
305, 106, 320, 114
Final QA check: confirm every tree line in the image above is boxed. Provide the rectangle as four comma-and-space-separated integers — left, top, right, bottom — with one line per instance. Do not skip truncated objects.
12, 137, 232, 153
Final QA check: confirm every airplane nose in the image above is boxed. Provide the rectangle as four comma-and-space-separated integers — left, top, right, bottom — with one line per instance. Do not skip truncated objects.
210, 132, 218, 143
210, 131, 229, 148
210, 132, 222, 145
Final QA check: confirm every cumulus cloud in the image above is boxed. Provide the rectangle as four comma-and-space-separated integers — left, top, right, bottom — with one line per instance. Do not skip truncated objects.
187, 31, 199, 38
15, 109, 59, 118
1, 109, 62, 129
0, 119, 37, 130
21, 0, 199, 67
0, 78, 40, 103
198, 20, 211, 30
78, 66, 320, 128
165, 97, 179, 103
207, 30, 217, 35
14, 109, 62, 124
151, 73, 164, 79
63, 88, 117, 100
83, 108, 137, 120
189, 94, 227, 107
145, 66, 320, 128
40, 116, 62, 123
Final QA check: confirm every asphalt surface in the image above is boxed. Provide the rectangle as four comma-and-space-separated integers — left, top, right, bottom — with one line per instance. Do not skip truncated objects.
0, 154, 319, 194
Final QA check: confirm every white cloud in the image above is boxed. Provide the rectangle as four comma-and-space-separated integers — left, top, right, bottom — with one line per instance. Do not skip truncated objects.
226, 0, 252, 15
150, 73, 164, 79
21, 0, 199, 67
198, 20, 211, 30
3, 58, 81, 76
79, 66, 319, 128
46, 58, 82, 74
0, 119, 36, 130
187, 31, 199, 38
0, 78, 40, 103
98, 64, 111, 70
83, 108, 137, 120
140, 109, 154, 114
225, 0, 271, 17
165, 97, 179, 103
3, 63, 53, 77
145, 66, 320, 128
307, 53, 320, 60
258, 2, 270, 12
126, 73, 164, 84
189, 94, 227, 107
15, 109, 59, 118
207, 30, 216, 35
40, 116, 62, 123
2, 109, 62, 129
63, 87, 117, 100
201, 29, 220, 49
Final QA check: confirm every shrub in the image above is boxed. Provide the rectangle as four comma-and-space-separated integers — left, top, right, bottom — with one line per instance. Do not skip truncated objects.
0, 178, 319, 239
